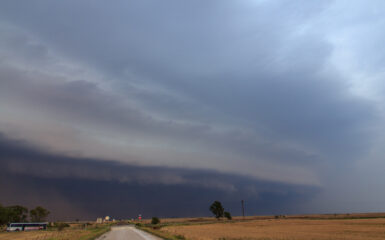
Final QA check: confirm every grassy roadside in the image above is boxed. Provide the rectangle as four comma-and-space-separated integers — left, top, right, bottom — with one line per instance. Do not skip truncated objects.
0, 224, 112, 240
135, 225, 186, 240
76, 225, 111, 240
133, 219, 243, 240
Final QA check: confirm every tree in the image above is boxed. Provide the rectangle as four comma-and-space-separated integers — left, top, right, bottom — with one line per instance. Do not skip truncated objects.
7, 205, 28, 222
0, 204, 7, 225
209, 201, 224, 219
0, 204, 29, 225
224, 211, 232, 220
30, 206, 50, 222
151, 217, 160, 225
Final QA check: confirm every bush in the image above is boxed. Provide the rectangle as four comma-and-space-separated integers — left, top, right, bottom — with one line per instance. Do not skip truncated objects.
151, 217, 160, 225
224, 211, 232, 220
54, 222, 70, 231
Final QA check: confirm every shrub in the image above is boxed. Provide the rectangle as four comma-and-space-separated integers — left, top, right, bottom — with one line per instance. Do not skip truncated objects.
151, 217, 160, 225
224, 211, 232, 220
54, 222, 70, 231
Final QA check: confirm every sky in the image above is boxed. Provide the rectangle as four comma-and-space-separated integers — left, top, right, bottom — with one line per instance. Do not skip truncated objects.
1, 0, 385, 220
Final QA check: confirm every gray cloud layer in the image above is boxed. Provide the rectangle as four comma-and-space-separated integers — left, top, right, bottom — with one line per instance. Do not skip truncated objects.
1, 0, 385, 213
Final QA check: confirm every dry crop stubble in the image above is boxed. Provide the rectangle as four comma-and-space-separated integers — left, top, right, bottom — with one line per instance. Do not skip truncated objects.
0, 229, 85, 240
161, 218, 385, 240
0, 224, 110, 240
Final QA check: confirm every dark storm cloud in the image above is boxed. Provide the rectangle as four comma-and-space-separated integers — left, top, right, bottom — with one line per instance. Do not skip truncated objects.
0, 60, 323, 184
0, 0, 385, 213
0, 132, 318, 220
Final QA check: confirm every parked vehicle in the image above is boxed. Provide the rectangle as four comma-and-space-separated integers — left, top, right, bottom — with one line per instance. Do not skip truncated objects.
6, 222, 48, 232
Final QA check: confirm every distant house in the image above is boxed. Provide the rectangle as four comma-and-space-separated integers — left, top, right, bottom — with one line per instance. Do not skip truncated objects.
96, 218, 103, 224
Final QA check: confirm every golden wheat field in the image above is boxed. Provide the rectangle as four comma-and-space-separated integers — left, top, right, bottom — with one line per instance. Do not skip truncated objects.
161, 218, 385, 240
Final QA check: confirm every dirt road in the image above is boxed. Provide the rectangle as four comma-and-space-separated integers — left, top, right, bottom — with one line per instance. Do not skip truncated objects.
97, 226, 161, 240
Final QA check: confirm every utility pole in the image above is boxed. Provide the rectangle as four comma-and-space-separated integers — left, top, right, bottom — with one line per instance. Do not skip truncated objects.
241, 200, 245, 219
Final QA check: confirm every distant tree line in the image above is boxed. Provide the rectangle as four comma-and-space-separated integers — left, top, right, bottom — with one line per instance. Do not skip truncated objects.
0, 204, 50, 225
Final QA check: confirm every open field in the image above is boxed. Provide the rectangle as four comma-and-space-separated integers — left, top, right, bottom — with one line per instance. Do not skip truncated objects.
3, 213, 385, 240
161, 218, 385, 240
0, 224, 110, 240
135, 213, 385, 240
137, 212, 385, 225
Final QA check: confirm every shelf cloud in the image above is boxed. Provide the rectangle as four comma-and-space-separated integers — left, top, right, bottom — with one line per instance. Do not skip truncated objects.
1, 0, 385, 217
